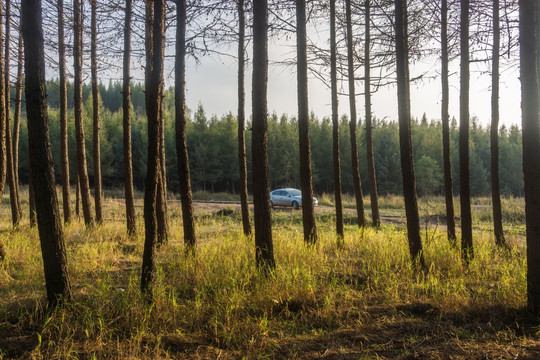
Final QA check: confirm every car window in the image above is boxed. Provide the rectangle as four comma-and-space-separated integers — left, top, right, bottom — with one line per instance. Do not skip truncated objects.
289, 189, 301, 196
278, 191, 286, 196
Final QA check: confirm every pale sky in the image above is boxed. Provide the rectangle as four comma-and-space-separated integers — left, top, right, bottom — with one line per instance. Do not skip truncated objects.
181, 41, 522, 128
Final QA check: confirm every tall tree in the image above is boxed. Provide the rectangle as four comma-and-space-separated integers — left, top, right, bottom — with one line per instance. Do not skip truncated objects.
520, 0, 540, 315
296, 0, 317, 244
490, 0, 506, 248
91, 0, 103, 223
156, 94, 168, 244
58, 0, 71, 224
330, 0, 344, 239
441, 0, 456, 246
345, 0, 365, 228
460, 0, 473, 263
5, 0, 21, 226
141, 0, 165, 296
22, 0, 72, 306
0, 0, 7, 202
123, 0, 136, 236
74, 0, 94, 227
12, 33, 22, 205
252, 0, 274, 270
364, 0, 380, 228
394, 0, 425, 269
237, 0, 251, 237
176, 0, 196, 250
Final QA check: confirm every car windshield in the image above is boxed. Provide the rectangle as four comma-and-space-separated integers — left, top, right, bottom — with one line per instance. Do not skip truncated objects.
288, 189, 301, 196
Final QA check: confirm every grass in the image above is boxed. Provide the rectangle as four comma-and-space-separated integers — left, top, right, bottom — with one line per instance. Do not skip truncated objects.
0, 191, 538, 359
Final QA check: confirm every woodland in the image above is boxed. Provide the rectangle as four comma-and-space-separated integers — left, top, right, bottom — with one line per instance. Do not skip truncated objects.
2, 0, 540, 359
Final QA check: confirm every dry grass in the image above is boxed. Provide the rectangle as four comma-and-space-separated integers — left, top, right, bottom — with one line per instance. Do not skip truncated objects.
0, 191, 538, 359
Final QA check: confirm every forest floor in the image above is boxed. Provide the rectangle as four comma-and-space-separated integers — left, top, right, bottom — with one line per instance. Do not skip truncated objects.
0, 194, 537, 359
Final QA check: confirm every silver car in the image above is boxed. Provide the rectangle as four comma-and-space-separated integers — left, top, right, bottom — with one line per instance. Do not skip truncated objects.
269, 188, 318, 210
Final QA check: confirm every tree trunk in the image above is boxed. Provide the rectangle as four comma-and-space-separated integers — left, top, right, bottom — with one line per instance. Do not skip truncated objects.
123, 0, 136, 236
394, 0, 425, 270
75, 169, 80, 218
296, 0, 317, 244
57, 0, 70, 224
74, 0, 94, 227
141, 0, 165, 296
91, 0, 102, 224
460, 0, 473, 263
175, 0, 196, 250
237, 0, 251, 237
491, 0, 506, 248
12, 33, 22, 208
0, 0, 7, 202
5, 0, 21, 226
22, 0, 72, 306
252, 0, 274, 270
441, 0, 456, 246
364, 0, 380, 228
345, 0, 365, 228
520, 0, 540, 316
330, 0, 344, 239
28, 156, 36, 227
156, 96, 168, 245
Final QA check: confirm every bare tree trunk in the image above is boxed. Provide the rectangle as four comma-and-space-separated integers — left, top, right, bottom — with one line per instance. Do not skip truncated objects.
75, 169, 80, 218
460, 0, 473, 263
175, 0, 196, 250
330, 0, 344, 239
91, 0, 102, 224
5, 0, 21, 226
252, 0, 274, 270
520, 0, 540, 316
156, 100, 168, 245
297, 0, 317, 244
0, 0, 7, 201
28, 157, 36, 227
74, 0, 94, 227
123, 0, 136, 236
345, 0, 365, 228
237, 0, 251, 237
394, 0, 425, 270
22, 0, 72, 306
12, 34, 22, 208
141, 0, 165, 296
491, 0, 506, 248
57, 0, 70, 224
441, 0, 456, 246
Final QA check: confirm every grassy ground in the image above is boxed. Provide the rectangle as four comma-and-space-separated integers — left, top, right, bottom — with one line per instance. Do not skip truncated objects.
0, 192, 539, 359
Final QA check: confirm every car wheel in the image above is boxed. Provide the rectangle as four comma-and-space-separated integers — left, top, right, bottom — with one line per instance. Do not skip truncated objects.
292, 201, 299, 210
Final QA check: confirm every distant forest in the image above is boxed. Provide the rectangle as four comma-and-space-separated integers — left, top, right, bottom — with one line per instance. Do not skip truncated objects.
14, 80, 522, 197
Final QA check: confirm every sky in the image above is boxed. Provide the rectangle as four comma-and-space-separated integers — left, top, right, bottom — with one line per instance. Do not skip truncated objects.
180, 40, 522, 128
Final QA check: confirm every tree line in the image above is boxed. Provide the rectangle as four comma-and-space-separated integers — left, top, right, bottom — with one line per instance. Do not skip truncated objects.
10, 0, 540, 318
13, 83, 525, 199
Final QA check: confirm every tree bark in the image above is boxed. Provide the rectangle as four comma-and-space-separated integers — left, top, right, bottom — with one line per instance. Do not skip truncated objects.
74, 0, 94, 227
57, 0, 70, 224
252, 0, 274, 270
520, 0, 540, 316
330, 0, 344, 239
28, 155, 36, 227
296, 0, 317, 244
123, 0, 136, 236
460, 0, 473, 263
491, 0, 506, 248
156, 97, 168, 245
5, 0, 21, 226
441, 0, 456, 246
237, 0, 251, 237
12, 33, 22, 209
345, 0, 366, 228
364, 0, 380, 228
0, 0, 7, 202
175, 0, 196, 250
141, 0, 165, 296
91, 0, 102, 224
22, 0, 72, 306
394, 0, 425, 270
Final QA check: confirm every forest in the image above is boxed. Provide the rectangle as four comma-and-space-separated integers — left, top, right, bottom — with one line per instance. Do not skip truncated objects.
2, 0, 540, 359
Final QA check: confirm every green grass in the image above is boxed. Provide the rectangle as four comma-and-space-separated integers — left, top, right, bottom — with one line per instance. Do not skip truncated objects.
0, 192, 537, 359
